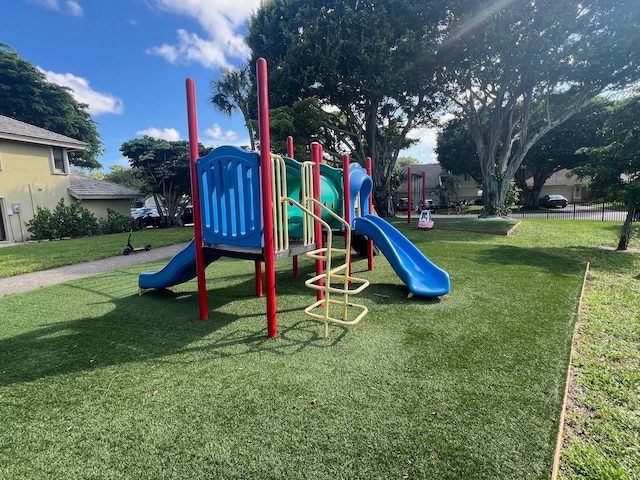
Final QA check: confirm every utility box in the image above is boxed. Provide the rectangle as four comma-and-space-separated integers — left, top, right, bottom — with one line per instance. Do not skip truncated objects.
11, 203, 21, 213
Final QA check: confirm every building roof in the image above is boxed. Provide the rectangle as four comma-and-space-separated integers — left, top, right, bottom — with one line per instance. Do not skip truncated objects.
68, 172, 140, 200
403, 163, 446, 190
0, 115, 87, 150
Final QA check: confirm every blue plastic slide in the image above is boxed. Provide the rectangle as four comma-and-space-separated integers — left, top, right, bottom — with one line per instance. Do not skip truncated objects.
353, 215, 450, 297
138, 239, 220, 290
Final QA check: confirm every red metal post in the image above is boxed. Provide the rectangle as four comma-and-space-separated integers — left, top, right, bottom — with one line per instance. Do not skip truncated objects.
342, 154, 352, 280
287, 136, 299, 279
257, 58, 278, 338
311, 142, 324, 302
185, 78, 208, 320
366, 157, 374, 271
422, 172, 427, 211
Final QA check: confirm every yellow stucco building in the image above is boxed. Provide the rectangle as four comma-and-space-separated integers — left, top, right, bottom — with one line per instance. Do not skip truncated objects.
0, 115, 138, 242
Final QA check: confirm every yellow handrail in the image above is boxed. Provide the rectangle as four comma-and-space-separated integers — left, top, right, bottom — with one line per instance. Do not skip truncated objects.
269, 156, 369, 338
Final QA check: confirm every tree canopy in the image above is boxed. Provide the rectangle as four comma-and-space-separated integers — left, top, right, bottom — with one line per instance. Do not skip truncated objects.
435, 0, 640, 216
210, 65, 256, 151
573, 94, 640, 250
246, 0, 446, 212
437, 98, 613, 208
0, 43, 103, 169
120, 136, 209, 227
95, 165, 145, 192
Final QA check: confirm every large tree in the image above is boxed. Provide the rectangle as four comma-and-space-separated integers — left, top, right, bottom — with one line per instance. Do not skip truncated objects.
514, 98, 611, 208
246, 0, 446, 213
437, 99, 612, 209
0, 43, 103, 169
120, 137, 209, 227
210, 65, 256, 151
435, 0, 640, 216
573, 94, 640, 250
436, 117, 483, 184
95, 165, 145, 192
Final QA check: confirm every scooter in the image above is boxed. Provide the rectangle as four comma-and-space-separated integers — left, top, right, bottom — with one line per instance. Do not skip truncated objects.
123, 229, 152, 255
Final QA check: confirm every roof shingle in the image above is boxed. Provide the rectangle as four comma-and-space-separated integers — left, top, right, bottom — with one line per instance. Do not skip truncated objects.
68, 172, 140, 199
0, 114, 87, 149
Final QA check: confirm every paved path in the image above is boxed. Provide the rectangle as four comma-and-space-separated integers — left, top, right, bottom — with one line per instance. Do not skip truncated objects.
0, 243, 189, 297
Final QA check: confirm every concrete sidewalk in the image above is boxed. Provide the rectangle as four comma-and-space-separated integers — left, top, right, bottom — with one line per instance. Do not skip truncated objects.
0, 242, 189, 297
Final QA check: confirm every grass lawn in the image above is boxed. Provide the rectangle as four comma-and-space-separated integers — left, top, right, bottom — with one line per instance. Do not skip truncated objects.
559, 269, 640, 478
1, 219, 638, 479
0, 228, 195, 279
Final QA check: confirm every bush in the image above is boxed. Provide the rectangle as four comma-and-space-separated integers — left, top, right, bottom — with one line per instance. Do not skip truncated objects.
25, 206, 57, 241
26, 199, 100, 240
99, 209, 137, 234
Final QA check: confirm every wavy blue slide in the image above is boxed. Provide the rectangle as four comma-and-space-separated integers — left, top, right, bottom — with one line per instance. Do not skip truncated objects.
353, 215, 450, 297
138, 239, 220, 290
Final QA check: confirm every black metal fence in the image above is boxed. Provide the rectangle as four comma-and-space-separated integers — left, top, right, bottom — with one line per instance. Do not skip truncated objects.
510, 201, 632, 222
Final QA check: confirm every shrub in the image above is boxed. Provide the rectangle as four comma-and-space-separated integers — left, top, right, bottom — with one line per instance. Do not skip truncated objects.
25, 206, 57, 241
99, 209, 137, 234
26, 198, 100, 240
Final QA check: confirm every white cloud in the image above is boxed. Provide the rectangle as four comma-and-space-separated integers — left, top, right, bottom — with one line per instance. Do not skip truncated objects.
137, 127, 181, 141
146, 0, 261, 68
66, 0, 83, 17
32, 0, 59, 9
402, 114, 456, 163
403, 127, 439, 164
204, 124, 240, 142
31, 0, 83, 16
40, 69, 124, 116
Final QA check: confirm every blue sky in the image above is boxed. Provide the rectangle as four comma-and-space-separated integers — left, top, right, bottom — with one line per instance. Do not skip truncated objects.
4, 0, 437, 172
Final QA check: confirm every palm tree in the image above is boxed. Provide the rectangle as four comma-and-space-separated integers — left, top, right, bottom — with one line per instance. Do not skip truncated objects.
210, 65, 255, 150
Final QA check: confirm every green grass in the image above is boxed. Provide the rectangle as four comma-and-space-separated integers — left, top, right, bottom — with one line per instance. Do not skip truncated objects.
0, 228, 194, 278
1, 219, 638, 479
432, 217, 519, 234
559, 269, 640, 479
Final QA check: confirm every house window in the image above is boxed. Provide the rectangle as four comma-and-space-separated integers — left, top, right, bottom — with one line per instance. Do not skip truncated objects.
52, 147, 67, 174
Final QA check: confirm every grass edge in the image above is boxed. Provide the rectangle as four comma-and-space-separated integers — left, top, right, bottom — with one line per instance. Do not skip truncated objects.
551, 261, 591, 480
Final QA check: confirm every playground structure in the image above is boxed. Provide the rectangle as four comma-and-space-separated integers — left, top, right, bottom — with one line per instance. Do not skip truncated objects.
138, 58, 450, 338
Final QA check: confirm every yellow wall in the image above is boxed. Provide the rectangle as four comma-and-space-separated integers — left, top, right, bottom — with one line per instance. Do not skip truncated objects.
0, 140, 72, 241
79, 199, 132, 219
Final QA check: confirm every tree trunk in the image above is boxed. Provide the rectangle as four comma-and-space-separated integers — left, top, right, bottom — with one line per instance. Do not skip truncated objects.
616, 204, 637, 251
480, 175, 510, 217
521, 187, 542, 210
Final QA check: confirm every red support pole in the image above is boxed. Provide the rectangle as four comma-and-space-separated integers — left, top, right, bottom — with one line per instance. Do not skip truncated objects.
342, 154, 352, 280
407, 166, 412, 224
185, 78, 208, 321
366, 157, 374, 271
311, 142, 324, 302
257, 58, 278, 338
287, 136, 299, 279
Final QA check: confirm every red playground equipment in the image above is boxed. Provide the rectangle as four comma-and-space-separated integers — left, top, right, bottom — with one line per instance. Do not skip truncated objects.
138, 58, 449, 338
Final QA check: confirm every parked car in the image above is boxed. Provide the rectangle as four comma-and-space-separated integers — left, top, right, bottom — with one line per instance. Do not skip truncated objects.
539, 194, 569, 209
418, 199, 437, 212
176, 205, 194, 226
132, 208, 162, 228
396, 197, 409, 211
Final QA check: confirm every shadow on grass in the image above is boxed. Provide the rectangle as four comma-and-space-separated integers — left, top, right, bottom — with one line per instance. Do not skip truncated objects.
475, 244, 638, 275
0, 268, 347, 388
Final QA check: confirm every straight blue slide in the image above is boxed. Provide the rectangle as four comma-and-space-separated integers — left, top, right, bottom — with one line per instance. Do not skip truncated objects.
353, 215, 450, 297
138, 239, 220, 290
